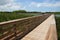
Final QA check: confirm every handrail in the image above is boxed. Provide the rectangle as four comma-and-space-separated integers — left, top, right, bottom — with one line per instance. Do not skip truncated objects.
0, 14, 51, 40
21, 14, 57, 40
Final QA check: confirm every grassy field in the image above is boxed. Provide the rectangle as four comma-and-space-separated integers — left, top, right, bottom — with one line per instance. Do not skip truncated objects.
52, 12, 60, 40
0, 13, 33, 22
56, 17, 60, 40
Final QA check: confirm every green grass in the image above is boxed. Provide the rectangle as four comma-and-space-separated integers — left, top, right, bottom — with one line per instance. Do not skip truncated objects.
0, 13, 33, 22
54, 12, 60, 40
0, 13, 34, 36
56, 17, 60, 40
54, 12, 60, 14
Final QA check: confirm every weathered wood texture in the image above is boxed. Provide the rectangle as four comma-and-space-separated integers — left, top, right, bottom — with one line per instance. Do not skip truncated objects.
0, 14, 51, 40
21, 14, 57, 40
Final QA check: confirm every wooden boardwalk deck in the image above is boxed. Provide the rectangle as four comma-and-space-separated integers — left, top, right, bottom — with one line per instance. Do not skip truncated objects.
21, 14, 57, 40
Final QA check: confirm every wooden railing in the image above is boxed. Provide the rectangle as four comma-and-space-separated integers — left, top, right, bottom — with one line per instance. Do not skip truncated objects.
0, 14, 51, 40
21, 14, 57, 40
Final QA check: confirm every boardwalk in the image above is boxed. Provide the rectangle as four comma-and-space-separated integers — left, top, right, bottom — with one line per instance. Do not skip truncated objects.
21, 14, 57, 40
0, 14, 57, 40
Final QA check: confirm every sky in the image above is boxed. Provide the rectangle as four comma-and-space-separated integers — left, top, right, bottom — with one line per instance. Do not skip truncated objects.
0, 0, 60, 12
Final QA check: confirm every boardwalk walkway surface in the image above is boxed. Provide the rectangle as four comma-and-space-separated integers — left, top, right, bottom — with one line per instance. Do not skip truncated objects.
0, 14, 57, 40
21, 14, 57, 40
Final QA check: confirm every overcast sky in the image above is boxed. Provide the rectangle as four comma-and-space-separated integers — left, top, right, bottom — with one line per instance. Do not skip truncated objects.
0, 0, 60, 12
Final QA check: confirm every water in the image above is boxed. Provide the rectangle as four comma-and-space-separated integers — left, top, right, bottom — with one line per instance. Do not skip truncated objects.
55, 15, 60, 17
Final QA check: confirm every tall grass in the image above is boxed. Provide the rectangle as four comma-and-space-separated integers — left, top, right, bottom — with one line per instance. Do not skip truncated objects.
0, 13, 33, 22
56, 17, 60, 40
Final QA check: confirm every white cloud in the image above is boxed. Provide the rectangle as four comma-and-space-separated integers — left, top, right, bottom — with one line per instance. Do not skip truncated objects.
0, 0, 25, 11
0, 0, 13, 5
29, 2, 60, 8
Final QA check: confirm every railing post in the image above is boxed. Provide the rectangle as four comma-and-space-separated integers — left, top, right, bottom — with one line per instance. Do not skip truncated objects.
13, 24, 17, 39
